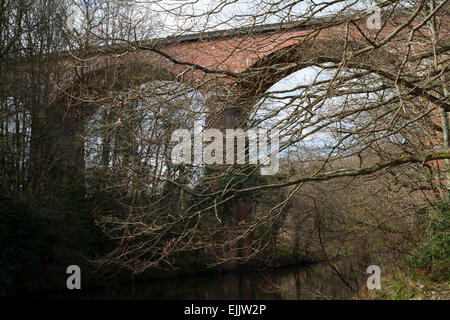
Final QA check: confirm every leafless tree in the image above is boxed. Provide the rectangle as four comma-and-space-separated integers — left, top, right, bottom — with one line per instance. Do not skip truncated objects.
1, 0, 448, 285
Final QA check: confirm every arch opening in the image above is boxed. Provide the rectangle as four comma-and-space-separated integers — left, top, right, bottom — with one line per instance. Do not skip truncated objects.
248, 61, 424, 171
0, 96, 31, 194
83, 80, 207, 198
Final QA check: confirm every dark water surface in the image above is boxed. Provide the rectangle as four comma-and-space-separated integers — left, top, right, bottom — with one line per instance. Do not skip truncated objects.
34, 263, 355, 299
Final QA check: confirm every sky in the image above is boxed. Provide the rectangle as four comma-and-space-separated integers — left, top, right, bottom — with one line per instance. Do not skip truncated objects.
148, 0, 371, 35
68, 0, 374, 36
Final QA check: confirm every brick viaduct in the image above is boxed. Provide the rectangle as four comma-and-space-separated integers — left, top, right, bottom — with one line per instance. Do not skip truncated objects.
43, 12, 448, 132
7, 13, 448, 200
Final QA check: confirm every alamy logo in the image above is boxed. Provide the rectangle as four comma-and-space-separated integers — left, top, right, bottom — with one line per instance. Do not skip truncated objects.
66, 265, 81, 290
367, 6, 381, 30
66, 4, 82, 30
171, 121, 280, 175
366, 265, 381, 290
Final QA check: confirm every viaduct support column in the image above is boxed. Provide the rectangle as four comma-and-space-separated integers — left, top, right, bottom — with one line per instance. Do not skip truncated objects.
205, 92, 254, 262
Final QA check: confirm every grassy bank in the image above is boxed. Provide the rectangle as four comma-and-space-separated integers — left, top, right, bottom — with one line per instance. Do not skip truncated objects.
360, 196, 449, 300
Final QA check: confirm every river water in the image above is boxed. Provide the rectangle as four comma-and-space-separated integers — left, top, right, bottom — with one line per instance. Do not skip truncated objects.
36, 263, 356, 299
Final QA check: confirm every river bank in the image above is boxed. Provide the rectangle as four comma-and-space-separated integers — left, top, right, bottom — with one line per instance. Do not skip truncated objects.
358, 270, 449, 300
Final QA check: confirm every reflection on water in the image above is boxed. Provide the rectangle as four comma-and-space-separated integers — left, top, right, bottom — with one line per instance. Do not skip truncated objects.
34, 263, 356, 300
261, 264, 355, 300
